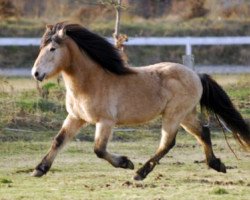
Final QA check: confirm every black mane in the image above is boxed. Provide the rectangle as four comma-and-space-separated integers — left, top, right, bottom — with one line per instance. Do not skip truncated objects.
41, 22, 134, 75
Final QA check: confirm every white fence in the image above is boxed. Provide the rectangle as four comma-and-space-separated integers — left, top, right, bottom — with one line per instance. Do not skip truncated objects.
1, 36, 250, 55
1, 36, 250, 75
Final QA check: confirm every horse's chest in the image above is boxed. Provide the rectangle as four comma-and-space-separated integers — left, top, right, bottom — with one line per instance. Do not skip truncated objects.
66, 96, 99, 123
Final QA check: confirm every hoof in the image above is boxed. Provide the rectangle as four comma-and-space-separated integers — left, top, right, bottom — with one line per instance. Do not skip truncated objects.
209, 158, 227, 173
219, 162, 227, 173
133, 161, 156, 181
31, 169, 45, 177
119, 156, 134, 170
133, 173, 144, 181
127, 160, 135, 170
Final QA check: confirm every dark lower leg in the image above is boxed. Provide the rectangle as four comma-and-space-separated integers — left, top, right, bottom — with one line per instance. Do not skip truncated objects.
32, 116, 84, 177
181, 110, 226, 174
200, 126, 226, 173
94, 122, 134, 170
94, 146, 134, 169
32, 129, 67, 176
134, 137, 176, 180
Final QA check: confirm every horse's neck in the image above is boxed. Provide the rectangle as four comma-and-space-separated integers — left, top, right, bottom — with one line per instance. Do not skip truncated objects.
62, 42, 105, 96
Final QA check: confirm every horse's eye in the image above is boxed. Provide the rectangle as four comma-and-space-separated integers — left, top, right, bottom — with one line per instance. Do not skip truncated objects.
50, 47, 56, 52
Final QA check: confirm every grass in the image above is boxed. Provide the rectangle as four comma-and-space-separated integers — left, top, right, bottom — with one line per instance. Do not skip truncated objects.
0, 134, 249, 200
0, 76, 66, 133
212, 188, 229, 195
0, 18, 44, 37
0, 178, 12, 184
0, 74, 249, 135
1, 17, 250, 37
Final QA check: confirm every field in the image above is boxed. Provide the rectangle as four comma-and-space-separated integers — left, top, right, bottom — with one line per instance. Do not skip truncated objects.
0, 74, 250, 200
0, 135, 250, 200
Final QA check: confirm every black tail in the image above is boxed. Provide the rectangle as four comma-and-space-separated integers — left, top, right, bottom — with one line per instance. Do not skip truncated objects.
199, 74, 250, 150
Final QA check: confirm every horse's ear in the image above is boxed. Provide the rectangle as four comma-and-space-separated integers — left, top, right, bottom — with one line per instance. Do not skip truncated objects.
46, 24, 53, 31
58, 28, 66, 39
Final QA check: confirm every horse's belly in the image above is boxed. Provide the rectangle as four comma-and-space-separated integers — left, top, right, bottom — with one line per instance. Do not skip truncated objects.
117, 112, 160, 125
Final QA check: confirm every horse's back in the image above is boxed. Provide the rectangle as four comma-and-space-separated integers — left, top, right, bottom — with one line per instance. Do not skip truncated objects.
114, 62, 202, 124
150, 62, 202, 105
134, 62, 202, 99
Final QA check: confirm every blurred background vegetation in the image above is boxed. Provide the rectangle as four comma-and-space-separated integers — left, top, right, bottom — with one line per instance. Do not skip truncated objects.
0, 0, 250, 67
1, 0, 250, 36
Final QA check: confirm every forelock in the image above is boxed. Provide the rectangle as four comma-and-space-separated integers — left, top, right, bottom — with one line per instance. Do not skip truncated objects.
40, 22, 65, 49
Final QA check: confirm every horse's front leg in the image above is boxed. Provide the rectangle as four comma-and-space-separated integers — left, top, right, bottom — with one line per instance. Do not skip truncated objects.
31, 115, 85, 177
94, 120, 134, 170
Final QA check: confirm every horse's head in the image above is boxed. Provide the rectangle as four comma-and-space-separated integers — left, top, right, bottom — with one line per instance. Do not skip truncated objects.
32, 24, 70, 81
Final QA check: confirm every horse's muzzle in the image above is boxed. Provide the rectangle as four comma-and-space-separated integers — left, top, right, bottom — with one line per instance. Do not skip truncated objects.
33, 71, 46, 82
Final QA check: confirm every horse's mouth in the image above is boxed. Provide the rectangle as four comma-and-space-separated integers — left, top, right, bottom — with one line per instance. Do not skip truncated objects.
36, 73, 46, 82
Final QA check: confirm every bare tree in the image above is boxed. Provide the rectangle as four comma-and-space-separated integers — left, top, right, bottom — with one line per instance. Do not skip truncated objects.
113, 0, 122, 47
100, 0, 128, 62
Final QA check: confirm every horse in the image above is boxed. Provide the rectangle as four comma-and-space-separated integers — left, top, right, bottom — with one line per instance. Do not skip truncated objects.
31, 22, 250, 180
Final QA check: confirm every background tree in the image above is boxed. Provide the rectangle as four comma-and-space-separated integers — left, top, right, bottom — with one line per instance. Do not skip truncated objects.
124, 0, 172, 18
187, 0, 209, 19
100, 0, 128, 62
0, 0, 18, 19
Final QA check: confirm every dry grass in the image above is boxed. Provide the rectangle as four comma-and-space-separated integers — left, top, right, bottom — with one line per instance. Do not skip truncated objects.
0, 74, 249, 135
0, 134, 249, 200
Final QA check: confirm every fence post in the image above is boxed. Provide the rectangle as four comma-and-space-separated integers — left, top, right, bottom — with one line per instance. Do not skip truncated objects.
182, 54, 195, 71
185, 43, 192, 55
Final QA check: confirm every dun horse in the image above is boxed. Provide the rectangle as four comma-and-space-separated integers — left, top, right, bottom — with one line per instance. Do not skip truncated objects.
31, 22, 250, 180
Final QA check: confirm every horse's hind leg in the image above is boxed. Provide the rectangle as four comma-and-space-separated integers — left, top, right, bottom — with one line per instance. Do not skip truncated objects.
134, 115, 179, 180
181, 109, 226, 173
94, 120, 134, 170
31, 115, 85, 177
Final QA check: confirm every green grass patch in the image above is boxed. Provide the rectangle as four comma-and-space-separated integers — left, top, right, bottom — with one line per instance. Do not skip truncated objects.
211, 188, 229, 195
0, 178, 13, 184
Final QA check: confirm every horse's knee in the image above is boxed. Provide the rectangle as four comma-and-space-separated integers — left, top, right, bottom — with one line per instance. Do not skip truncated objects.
52, 130, 66, 149
94, 148, 105, 158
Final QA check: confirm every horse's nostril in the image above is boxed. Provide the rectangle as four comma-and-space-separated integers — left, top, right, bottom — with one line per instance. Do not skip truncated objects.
34, 71, 39, 77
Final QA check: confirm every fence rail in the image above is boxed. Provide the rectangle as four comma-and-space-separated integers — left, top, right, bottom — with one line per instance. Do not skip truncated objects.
1, 36, 250, 75
1, 36, 250, 55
